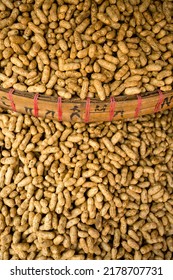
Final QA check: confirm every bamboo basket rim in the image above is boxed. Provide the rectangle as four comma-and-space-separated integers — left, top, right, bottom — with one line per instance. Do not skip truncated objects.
0, 86, 173, 122
1, 86, 171, 102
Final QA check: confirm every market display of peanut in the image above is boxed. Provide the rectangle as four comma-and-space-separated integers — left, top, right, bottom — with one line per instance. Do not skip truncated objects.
0, 107, 173, 260
0, 0, 172, 100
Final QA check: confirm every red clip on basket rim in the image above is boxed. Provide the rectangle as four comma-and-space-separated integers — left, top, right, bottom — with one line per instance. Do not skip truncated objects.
84, 97, 90, 123
57, 97, 62, 121
134, 95, 142, 118
7, 88, 16, 112
109, 96, 116, 121
33, 93, 39, 117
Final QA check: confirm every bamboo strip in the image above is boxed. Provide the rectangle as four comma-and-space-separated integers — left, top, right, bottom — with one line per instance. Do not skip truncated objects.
0, 87, 173, 122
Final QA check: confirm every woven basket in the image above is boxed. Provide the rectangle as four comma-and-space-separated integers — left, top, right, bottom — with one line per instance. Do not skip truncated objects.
0, 87, 173, 122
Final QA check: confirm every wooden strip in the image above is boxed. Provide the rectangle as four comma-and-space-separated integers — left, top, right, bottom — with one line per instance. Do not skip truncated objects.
0, 87, 173, 122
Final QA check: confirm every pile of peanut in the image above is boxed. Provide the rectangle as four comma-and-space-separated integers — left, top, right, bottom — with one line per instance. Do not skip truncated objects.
0, 107, 173, 260
0, 0, 172, 100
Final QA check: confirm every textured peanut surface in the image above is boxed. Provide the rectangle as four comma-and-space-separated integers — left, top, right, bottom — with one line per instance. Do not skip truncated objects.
0, 107, 173, 260
0, 0, 172, 99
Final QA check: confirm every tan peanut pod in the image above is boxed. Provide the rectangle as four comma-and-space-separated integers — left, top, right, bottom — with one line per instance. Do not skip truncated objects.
157, 70, 172, 80
53, 235, 64, 245
12, 65, 28, 77
41, 65, 50, 84
148, 184, 162, 196
0, 73, 8, 82
142, 222, 157, 232
1, 157, 16, 165
80, 78, 89, 100
121, 144, 138, 160
98, 184, 113, 201
88, 44, 97, 58
2, 74, 18, 88
104, 54, 119, 65
17, 177, 32, 188
28, 84, 46, 93
134, 166, 143, 180
160, 34, 173, 45
152, 189, 164, 201
167, 237, 173, 252
93, 79, 106, 101
88, 227, 100, 239
37, 231, 55, 240
0, 183, 16, 198
4, 166, 13, 186
106, 6, 119, 23
140, 244, 153, 255
35, 34, 47, 50
9, 35, 25, 44
67, 134, 82, 143
66, 218, 80, 229
124, 87, 141, 95
63, 63, 80, 71
97, 12, 111, 26
127, 238, 140, 250
146, 64, 162, 71
102, 137, 115, 152
111, 131, 123, 145
97, 59, 116, 72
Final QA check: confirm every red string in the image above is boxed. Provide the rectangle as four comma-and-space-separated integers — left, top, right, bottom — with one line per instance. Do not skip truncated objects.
57, 97, 62, 121
134, 95, 142, 118
154, 89, 164, 113
109, 96, 116, 121
33, 93, 39, 117
84, 97, 90, 123
7, 88, 16, 112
